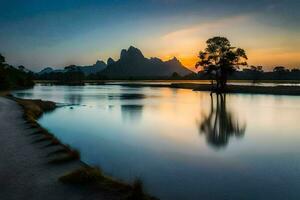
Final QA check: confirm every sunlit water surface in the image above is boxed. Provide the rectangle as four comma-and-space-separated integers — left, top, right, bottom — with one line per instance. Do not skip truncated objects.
13, 84, 300, 200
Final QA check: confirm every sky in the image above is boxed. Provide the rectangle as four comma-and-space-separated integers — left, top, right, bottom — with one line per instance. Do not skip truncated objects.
0, 0, 299, 72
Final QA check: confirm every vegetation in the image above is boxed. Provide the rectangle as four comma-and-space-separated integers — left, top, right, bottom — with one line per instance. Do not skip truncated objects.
59, 167, 104, 184
48, 149, 80, 164
59, 167, 156, 200
0, 53, 34, 90
197, 66, 300, 82
9, 96, 80, 162
38, 66, 85, 85
127, 178, 147, 200
13, 97, 56, 122
35, 65, 300, 83
170, 83, 300, 95
195, 37, 248, 92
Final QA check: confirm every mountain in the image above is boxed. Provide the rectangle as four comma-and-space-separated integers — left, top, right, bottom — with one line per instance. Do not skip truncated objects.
38, 60, 106, 75
79, 60, 106, 75
37, 46, 193, 78
38, 67, 56, 75
164, 57, 192, 76
107, 57, 115, 65
101, 46, 192, 78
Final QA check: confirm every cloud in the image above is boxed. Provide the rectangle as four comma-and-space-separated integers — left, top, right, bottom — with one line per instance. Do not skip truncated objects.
144, 14, 300, 69
149, 16, 250, 68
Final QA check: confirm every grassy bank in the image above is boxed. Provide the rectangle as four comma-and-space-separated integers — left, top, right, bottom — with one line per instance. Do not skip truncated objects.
6, 95, 157, 200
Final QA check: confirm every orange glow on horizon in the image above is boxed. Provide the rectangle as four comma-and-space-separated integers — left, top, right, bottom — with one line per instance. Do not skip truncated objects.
157, 46, 300, 71
142, 15, 300, 71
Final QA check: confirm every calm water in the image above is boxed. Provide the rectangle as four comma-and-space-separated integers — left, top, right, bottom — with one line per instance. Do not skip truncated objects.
13, 84, 300, 200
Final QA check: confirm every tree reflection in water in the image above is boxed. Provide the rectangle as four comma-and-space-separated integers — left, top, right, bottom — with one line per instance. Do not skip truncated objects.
198, 94, 246, 149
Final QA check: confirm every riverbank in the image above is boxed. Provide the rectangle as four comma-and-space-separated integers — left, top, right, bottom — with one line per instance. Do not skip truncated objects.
98, 82, 300, 95
34, 79, 300, 84
0, 95, 157, 200
170, 83, 300, 95
34, 80, 300, 96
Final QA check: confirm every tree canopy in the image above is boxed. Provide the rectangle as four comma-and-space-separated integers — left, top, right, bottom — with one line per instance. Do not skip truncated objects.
0, 54, 5, 64
0, 53, 34, 90
195, 37, 248, 92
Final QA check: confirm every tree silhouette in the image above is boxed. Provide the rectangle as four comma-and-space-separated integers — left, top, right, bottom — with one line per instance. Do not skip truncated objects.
273, 66, 288, 73
0, 53, 34, 90
195, 37, 248, 92
0, 53, 5, 65
198, 94, 246, 148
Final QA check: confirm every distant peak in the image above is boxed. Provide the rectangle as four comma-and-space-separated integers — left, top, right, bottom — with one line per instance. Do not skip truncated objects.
128, 45, 138, 50
107, 57, 115, 65
166, 56, 181, 64
150, 57, 163, 63
43, 67, 53, 70
172, 56, 179, 61
95, 60, 104, 64
127, 46, 143, 55
120, 49, 127, 59
150, 57, 162, 61
120, 46, 144, 59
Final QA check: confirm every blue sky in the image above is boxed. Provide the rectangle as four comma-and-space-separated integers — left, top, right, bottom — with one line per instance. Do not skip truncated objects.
0, 0, 299, 71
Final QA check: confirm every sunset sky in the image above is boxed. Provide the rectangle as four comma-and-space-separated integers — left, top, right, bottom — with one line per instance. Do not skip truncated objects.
0, 0, 299, 71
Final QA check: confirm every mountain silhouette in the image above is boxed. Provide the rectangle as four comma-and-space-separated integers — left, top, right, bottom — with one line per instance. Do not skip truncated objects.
38, 60, 107, 75
38, 46, 193, 78
101, 46, 192, 78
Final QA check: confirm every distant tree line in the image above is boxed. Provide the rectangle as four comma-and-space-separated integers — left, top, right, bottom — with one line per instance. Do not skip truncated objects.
35, 65, 300, 83
37, 66, 86, 85
197, 65, 300, 82
194, 36, 300, 93
0, 53, 34, 90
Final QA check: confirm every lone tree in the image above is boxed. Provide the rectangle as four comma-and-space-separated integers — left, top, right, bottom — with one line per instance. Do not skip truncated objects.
195, 37, 248, 92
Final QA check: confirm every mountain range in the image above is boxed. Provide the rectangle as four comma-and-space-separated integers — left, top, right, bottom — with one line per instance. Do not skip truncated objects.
38, 46, 193, 78
38, 60, 107, 75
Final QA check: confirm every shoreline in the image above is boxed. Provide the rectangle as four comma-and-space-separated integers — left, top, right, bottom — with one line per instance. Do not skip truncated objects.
105, 82, 300, 96
2, 94, 158, 200
34, 79, 300, 84
171, 83, 300, 95
92, 82, 300, 96
33, 80, 300, 96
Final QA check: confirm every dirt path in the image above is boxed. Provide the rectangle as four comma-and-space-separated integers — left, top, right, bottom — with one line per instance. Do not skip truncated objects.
0, 97, 119, 200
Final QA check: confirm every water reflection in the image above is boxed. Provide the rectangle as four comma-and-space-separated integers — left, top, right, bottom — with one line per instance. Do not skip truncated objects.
108, 93, 146, 100
198, 94, 246, 149
121, 105, 144, 123
64, 93, 82, 105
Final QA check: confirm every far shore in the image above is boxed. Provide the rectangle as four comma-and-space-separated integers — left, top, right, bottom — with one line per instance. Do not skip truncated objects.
34, 79, 300, 84
33, 79, 300, 96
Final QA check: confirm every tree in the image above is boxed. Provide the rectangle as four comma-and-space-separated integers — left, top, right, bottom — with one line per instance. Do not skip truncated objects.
250, 65, 257, 72
18, 65, 25, 71
0, 53, 34, 90
273, 66, 288, 73
0, 53, 5, 65
257, 66, 264, 73
195, 37, 248, 92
